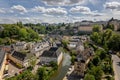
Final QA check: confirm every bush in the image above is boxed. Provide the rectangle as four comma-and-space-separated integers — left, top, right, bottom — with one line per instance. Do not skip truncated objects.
16, 63, 23, 69
84, 74, 95, 80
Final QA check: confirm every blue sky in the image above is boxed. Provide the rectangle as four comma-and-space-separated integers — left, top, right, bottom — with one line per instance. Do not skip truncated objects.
0, 0, 120, 23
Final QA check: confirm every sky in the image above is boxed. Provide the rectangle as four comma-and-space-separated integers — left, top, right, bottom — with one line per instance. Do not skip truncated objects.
0, 0, 120, 23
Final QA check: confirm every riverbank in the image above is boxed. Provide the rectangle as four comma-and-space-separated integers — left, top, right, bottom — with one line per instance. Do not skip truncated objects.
63, 65, 74, 80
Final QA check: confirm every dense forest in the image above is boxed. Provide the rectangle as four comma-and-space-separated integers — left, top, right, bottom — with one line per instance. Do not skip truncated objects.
0, 22, 40, 45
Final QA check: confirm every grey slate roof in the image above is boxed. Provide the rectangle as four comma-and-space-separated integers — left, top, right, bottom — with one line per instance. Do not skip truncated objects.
41, 47, 61, 58
12, 51, 26, 61
11, 51, 34, 61
0, 49, 6, 69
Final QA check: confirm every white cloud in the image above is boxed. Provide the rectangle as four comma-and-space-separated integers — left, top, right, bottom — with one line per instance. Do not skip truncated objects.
32, 6, 45, 12
70, 6, 91, 13
11, 5, 27, 13
41, 0, 84, 6
87, 10, 105, 16
104, 2, 120, 10
32, 6, 67, 15
42, 14, 54, 17
45, 7, 67, 15
70, 6, 104, 17
0, 8, 5, 13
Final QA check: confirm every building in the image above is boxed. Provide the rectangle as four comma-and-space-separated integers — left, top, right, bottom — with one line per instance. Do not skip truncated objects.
67, 36, 84, 50
31, 41, 50, 57
12, 41, 27, 51
68, 38, 79, 49
0, 49, 7, 79
77, 21, 103, 34
107, 18, 120, 31
73, 48, 94, 77
40, 47, 63, 65
8, 51, 35, 68
73, 62, 85, 77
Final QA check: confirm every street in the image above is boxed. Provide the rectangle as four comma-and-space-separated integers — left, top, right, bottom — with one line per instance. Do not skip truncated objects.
112, 54, 120, 80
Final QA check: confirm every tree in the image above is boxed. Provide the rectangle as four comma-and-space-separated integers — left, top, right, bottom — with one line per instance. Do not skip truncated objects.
49, 61, 58, 70
37, 67, 47, 80
6, 70, 37, 80
17, 21, 23, 28
2, 29, 10, 37
90, 32, 101, 44
92, 25, 101, 32
0, 38, 2, 45
99, 50, 107, 60
108, 34, 120, 51
106, 24, 114, 31
92, 56, 101, 66
0, 23, 40, 44
27, 28, 39, 41
29, 57, 37, 67
103, 29, 113, 42
62, 40, 69, 48
89, 66, 103, 80
19, 28, 28, 40
84, 74, 95, 80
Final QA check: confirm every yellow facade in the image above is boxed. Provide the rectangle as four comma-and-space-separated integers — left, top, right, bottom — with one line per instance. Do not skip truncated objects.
0, 54, 7, 80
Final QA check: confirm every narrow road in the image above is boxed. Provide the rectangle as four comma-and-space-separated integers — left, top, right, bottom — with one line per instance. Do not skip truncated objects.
112, 54, 120, 80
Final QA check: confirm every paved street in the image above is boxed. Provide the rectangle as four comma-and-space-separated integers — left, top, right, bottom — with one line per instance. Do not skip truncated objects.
112, 54, 120, 80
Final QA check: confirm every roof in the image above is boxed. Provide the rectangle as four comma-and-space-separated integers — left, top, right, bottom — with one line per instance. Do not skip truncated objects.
0, 49, 6, 69
69, 39, 79, 42
41, 47, 61, 58
12, 51, 26, 61
11, 51, 34, 61
15, 41, 26, 46
49, 47, 58, 51
77, 48, 93, 62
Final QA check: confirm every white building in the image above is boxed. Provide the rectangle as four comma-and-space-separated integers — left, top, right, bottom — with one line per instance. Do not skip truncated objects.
40, 47, 63, 65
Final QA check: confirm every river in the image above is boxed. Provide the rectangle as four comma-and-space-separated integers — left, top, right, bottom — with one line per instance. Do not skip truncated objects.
51, 53, 71, 80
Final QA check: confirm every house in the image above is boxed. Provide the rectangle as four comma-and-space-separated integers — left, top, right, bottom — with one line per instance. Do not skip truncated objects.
8, 51, 35, 68
31, 41, 50, 57
73, 62, 85, 78
107, 18, 120, 31
12, 41, 27, 51
77, 48, 94, 63
68, 39, 79, 48
40, 47, 63, 65
68, 36, 81, 49
73, 48, 94, 77
77, 21, 103, 34
0, 49, 7, 80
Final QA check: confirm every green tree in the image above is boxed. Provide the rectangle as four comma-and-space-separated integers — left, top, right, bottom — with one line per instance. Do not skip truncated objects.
84, 74, 95, 80
89, 66, 103, 80
0, 38, 2, 45
17, 21, 23, 28
107, 24, 114, 31
19, 28, 28, 40
108, 34, 120, 51
6, 70, 37, 80
27, 28, 39, 41
2, 29, 10, 37
92, 25, 101, 32
92, 56, 101, 66
90, 32, 101, 44
37, 67, 47, 80
49, 61, 58, 70
62, 40, 69, 48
